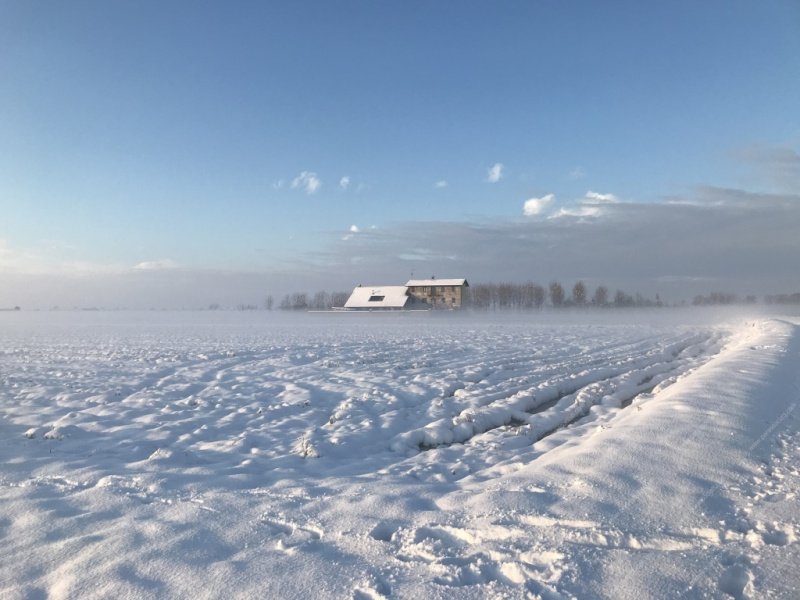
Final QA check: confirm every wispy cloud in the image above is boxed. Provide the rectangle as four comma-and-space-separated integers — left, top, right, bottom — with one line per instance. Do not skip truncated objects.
291, 171, 321, 194
486, 163, 504, 183
547, 191, 618, 218
523, 194, 555, 216
0, 240, 184, 281
737, 143, 800, 191
342, 224, 360, 241
133, 259, 179, 271
339, 176, 351, 190
550, 205, 602, 219
0, 239, 49, 274
434, 180, 448, 189
569, 167, 586, 180
583, 191, 619, 204
311, 186, 800, 299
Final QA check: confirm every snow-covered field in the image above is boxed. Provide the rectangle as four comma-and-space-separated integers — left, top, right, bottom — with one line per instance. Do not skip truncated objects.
1, 311, 798, 599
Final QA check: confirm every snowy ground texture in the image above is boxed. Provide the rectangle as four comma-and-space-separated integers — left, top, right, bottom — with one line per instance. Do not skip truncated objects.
1, 310, 798, 599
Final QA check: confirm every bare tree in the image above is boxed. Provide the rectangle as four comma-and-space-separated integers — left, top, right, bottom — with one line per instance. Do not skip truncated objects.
264, 295, 274, 311
519, 282, 535, 309
330, 291, 350, 308
532, 284, 546, 309
592, 285, 608, 307
549, 281, 565, 307
572, 281, 587, 306
614, 289, 633, 307
497, 283, 514, 309
311, 290, 330, 310
291, 292, 308, 310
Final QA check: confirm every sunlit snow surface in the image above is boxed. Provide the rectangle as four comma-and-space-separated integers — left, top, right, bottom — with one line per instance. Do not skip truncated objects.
1, 311, 798, 599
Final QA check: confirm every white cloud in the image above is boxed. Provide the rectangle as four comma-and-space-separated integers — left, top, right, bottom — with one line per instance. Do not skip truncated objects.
486, 163, 504, 183
342, 224, 360, 241
545, 191, 618, 219
291, 171, 321, 194
272, 179, 285, 190
550, 205, 602, 219
523, 194, 555, 216
133, 259, 179, 271
339, 176, 351, 190
584, 191, 619, 204
434, 180, 448, 189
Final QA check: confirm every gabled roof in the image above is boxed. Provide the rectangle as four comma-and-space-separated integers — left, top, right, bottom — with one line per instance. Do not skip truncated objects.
344, 286, 410, 309
405, 278, 468, 287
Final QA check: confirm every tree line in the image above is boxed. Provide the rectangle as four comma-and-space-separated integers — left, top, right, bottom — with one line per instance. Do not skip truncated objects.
465, 281, 665, 310
240, 282, 797, 311
258, 281, 665, 311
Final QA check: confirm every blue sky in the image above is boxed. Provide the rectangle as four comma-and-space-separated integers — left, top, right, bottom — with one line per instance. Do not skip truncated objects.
1, 1, 799, 307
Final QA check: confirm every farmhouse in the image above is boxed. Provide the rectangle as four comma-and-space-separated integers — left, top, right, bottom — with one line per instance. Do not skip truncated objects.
342, 278, 469, 310
406, 278, 469, 309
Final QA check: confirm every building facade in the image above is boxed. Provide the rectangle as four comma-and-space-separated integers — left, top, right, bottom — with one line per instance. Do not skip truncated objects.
341, 278, 469, 311
405, 278, 469, 309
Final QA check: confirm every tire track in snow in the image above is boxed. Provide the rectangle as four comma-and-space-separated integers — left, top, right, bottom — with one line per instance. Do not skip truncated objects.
390, 331, 726, 455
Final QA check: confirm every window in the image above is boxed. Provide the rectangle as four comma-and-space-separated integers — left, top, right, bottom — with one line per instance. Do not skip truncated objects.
368, 295, 385, 302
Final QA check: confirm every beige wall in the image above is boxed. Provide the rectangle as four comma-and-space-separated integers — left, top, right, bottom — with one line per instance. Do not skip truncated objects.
407, 285, 465, 308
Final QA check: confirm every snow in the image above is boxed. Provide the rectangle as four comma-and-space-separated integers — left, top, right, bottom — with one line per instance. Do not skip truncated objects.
344, 286, 410, 309
1, 310, 798, 599
405, 279, 468, 287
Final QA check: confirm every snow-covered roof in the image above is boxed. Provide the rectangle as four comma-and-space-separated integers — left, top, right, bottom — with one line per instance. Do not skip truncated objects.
405, 278, 468, 287
344, 286, 410, 309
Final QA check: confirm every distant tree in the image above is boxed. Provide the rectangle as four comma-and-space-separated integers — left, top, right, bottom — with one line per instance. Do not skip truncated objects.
208, 303, 221, 311
470, 284, 493, 310
549, 281, 565, 307
519, 282, 535, 309
693, 291, 739, 306
291, 292, 308, 310
532, 284, 546, 309
572, 281, 587, 306
592, 285, 608, 307
264, 295, 274, 311
330, 291, 350, 308
614, 289, 634, 307
279, 294, 292, 310
311, 291, 329, 310
497, 283, 514, 309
